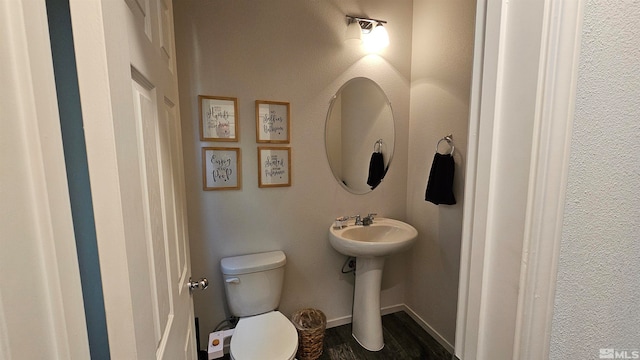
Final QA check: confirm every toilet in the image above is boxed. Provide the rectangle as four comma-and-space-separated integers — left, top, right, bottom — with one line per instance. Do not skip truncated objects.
220, 251, 298, 360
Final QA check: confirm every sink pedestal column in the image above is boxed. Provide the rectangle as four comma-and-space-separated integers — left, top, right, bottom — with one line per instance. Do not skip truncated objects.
351, 256, 385, 351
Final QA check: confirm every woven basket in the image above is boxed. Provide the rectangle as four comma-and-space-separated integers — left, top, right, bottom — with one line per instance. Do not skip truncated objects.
291, 308, 326, 360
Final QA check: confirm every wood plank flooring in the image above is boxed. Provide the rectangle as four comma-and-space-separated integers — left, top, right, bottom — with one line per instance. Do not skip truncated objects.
202, 311, 451, 360
318, 311, 451, 360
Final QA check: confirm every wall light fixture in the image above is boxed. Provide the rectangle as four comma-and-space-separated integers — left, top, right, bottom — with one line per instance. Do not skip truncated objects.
345, 15, 389, 50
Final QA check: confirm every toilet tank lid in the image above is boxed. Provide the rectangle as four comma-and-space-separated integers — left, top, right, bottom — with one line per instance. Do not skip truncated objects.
221, 251, 286, 275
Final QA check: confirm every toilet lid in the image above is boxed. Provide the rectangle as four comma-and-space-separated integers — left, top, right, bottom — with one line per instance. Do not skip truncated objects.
231, 311, 298, 360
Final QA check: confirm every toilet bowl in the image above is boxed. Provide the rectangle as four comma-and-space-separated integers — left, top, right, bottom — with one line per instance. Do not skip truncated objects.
220, 251, 298, 360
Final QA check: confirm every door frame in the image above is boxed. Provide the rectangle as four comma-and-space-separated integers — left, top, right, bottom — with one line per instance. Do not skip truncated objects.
455, 0, 585, 358
0, 0, 89, 358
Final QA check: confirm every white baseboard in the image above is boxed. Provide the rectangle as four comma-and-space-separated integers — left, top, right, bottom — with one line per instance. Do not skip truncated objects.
325, 303, 454, 354
381, 303, 406, 316
326, 313, 352, 328
402, 304, 455, 354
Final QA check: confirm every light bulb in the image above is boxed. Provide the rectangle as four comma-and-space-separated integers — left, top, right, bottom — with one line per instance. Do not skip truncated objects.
363, 23, 389, 52
371, 23, 389, 48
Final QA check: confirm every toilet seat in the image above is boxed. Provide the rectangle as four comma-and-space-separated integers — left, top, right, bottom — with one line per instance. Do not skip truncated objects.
230, 311, 298, 360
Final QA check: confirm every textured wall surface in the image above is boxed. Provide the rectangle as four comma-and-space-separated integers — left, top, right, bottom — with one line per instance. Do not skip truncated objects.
406, 0, 475, 345
550, 0, 640, 358
173, 0, 413, 346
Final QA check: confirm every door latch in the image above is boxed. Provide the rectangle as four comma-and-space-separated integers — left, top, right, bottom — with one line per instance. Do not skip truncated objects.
188, 277, 209, 291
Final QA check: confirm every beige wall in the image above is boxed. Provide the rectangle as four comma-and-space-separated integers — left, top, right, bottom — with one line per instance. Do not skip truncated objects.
406, 0, 476, 344
174, 0, 414, 346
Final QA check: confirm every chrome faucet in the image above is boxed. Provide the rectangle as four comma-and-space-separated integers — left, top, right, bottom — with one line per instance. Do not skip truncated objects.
362, 213, 377, 226
354, 213, 377, 226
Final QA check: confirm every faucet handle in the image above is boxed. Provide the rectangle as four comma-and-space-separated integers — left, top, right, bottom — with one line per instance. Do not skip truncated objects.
361, 213, 377, 226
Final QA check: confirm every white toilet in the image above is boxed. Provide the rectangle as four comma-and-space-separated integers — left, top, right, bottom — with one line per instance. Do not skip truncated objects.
220, 251, 298, 360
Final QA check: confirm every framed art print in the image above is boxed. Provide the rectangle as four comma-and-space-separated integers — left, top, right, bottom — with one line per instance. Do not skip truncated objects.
202, 147, 241, 190
255, 100, 290, 143
258, 147, 291, 188
199, 95, 239, 141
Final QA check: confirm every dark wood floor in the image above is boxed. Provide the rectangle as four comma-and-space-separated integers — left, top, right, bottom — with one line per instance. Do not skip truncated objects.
203, 311, 451, 360
318, 311, 451, 360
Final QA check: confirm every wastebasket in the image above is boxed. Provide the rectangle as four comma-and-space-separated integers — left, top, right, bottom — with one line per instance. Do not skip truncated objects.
291, 308, 326, 360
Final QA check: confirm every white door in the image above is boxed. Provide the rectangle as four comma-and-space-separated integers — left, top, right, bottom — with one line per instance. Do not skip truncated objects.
69, 0, 197, 358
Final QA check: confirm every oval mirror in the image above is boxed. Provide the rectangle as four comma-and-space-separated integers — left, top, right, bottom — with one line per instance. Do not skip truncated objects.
325, 77, 395, 194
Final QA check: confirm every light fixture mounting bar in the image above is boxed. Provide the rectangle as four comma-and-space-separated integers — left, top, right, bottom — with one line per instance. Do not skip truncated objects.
345, 15, 387, 25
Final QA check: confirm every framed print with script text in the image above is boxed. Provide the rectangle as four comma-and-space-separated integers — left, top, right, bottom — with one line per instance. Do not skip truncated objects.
255, 100, 290, 143
258, 147, 291, 188
202, 147, 241, 190
199, 95, 239, 141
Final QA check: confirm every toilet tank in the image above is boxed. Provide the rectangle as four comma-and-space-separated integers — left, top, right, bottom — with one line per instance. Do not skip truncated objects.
220, 251, 286, 317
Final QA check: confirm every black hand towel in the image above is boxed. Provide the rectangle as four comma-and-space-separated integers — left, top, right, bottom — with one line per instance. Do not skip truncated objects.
367, 152, 385, 189
425, 153, 456, 205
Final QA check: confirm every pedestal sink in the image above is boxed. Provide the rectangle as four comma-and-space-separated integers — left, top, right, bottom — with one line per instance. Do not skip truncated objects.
328, 218, 418, 351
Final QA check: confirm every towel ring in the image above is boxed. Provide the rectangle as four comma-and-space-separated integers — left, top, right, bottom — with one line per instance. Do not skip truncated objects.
374, 139, 383, 153
436, 135, 455, 155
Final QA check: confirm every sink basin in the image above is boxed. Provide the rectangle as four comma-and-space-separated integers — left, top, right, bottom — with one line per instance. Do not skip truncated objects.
328, 217, 418, 351
329, 217, 417, 257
